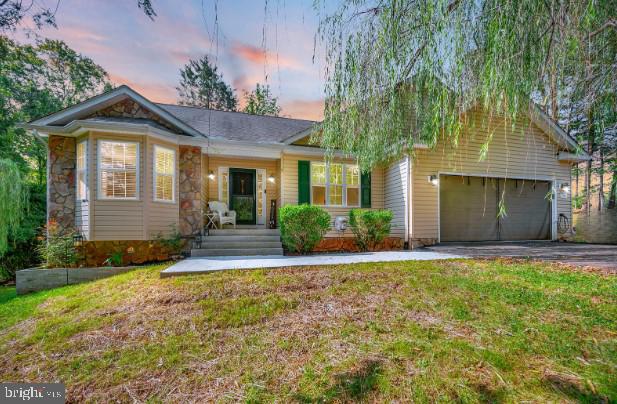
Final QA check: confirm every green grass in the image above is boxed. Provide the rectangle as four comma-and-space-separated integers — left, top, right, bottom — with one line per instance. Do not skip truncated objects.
0, 259, 615, 402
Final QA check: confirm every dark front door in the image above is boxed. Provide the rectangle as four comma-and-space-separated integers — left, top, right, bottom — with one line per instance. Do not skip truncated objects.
229, 168, 256, 225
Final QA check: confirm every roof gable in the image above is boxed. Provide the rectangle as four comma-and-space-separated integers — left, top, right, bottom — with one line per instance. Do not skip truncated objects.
30, 85, 204, 138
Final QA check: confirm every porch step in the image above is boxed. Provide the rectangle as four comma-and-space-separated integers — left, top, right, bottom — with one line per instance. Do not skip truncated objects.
191, 248, 284, 257
191, 227, 283, 257
199, 235, 281, 242
209, 228, 280, 236
200, 241, 283, 249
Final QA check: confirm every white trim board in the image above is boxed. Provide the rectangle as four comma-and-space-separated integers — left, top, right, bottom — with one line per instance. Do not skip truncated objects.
97, 140, 141, 201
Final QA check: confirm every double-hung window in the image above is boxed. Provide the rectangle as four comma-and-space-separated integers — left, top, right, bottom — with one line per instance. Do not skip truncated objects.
76, 140, 88, 200
346, 165, 360, 206
154, 146, 175, 202
310, 162, 361, 207
98, 140, 139, 200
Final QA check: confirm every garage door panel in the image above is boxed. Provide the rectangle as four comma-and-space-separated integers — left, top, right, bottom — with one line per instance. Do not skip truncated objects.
440, 175, 551, 242
440, 175, 499, 241
500, 180, 551, 240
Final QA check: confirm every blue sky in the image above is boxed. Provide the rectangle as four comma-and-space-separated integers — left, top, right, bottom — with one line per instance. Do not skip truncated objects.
19, 0, 326, 120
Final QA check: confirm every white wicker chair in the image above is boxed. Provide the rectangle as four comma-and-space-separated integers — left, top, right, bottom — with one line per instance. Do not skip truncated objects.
208, 201, 237, 228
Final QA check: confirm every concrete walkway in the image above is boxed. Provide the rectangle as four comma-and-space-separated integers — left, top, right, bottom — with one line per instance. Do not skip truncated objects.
160, 251, 465, 277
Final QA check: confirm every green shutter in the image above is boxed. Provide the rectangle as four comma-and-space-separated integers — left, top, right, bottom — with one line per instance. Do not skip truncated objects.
298, 160, 310, 204
361, 171, 371, 208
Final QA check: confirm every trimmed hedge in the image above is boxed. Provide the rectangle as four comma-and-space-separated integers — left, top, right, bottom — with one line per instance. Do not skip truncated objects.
349, 209, 393, 251
279, 205, 330, 254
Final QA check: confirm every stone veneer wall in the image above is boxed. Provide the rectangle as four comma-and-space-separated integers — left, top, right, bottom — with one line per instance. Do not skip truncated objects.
410, 238, 438, 249
89, 99, 179, 133
179, 145, 203, 236
81, 240, 184, 267
312, 237, 403, 253
48, 135, 76, 234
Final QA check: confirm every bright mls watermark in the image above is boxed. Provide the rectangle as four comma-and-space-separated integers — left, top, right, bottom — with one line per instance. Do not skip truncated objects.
1, 383, 64, 403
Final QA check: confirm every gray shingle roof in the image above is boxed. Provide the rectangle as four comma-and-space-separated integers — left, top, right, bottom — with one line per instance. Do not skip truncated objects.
156, 103, 316, 143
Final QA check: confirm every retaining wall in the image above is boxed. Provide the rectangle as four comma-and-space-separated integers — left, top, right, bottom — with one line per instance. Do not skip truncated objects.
16, 266, 135, 295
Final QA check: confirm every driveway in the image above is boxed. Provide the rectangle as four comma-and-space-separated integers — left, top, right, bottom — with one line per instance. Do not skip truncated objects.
425, 241, 617, 273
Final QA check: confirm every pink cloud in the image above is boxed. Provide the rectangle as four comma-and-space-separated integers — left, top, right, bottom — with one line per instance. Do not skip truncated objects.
108, 73, 176, 104
232, 43, 304, 71
281, 99, 324, 121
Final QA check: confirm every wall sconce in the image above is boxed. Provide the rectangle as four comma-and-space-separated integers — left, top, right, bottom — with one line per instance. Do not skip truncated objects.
208, 171, 215, 180
560, 182, 571, 195
428, 175, 439, 186
268, 174, 276, 183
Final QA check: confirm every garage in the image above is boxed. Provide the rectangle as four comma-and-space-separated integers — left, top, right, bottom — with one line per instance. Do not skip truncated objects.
439, 175, 552, 242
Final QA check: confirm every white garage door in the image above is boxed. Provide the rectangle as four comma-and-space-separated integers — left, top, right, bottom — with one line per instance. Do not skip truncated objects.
439, 175, 551, 242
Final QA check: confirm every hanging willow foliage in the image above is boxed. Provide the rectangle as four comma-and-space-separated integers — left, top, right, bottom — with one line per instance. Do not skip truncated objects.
314, 0, 616, 170
0, 159, 27, 256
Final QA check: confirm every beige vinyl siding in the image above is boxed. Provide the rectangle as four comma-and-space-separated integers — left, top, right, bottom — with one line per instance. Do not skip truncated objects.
384, 158, 409, 238
87, 132, 180, 240
281, 153, 386, 237
411, 108, 573, 242
90, 132, 145, 240
146, 138, 179, 238
205, 156, 279, 223
75, 135, 90, 239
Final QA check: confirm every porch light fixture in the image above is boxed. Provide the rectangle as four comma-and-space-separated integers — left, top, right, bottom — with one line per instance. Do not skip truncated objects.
208, 171, 215, 180
268, 174, 276, 183
428, 175, 439, 186
560, 182, 571, 195
72, 233, 83, 247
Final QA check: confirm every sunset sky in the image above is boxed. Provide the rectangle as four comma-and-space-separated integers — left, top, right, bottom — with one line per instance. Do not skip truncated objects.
18, 0, 326, 121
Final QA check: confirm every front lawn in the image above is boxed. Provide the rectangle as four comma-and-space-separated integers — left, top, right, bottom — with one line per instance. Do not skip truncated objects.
0, 260, 615, 402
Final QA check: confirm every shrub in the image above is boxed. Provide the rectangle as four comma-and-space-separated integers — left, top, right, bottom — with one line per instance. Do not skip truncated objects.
36, 221, 78, 268
279, 204, 330, 253
349, 209, 393, 251
154, 224, 185, 254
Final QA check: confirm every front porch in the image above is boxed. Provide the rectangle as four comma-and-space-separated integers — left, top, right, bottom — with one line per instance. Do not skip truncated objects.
201, 154, 280, 230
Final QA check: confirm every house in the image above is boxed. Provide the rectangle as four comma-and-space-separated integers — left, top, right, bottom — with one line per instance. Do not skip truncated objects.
25, 85, 588, 264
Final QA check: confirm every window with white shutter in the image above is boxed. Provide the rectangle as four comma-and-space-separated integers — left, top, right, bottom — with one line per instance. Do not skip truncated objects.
153, 145, 175, 202
310, 162, 360, 207
98, 141, 139, 200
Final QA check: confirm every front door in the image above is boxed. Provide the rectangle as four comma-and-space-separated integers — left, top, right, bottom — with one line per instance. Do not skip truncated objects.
229, 168, 256, 225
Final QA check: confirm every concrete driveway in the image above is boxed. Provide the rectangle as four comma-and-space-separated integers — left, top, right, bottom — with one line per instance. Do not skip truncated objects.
424, 241, 617, 273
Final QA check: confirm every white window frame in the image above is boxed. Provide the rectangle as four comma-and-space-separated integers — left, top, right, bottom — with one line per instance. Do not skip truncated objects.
152, 145, 176, 203
97, 140, 140, 201
310, 161, 360, 208
345, 164, 361, 207
76, 140, 88, 201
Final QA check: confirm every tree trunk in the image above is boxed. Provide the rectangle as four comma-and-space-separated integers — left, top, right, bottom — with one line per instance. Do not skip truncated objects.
550, 66, 558, 121
609, 168, 617, 209
575, 163, 579, 199
598, 146, 604, 210
584, 112, 594, 213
